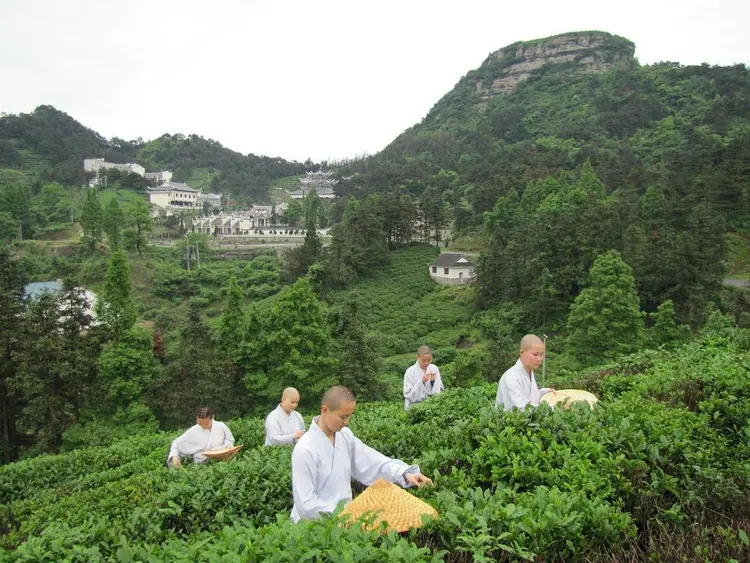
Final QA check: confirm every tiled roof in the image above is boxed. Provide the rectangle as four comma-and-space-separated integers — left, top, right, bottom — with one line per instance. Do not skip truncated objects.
430, 253, 475, 268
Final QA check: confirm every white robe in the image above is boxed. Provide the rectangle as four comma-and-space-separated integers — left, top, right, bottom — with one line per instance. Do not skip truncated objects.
290, 417, 421, 522
495, 358, 551, 411
167, 421, 234, 464
265, 404, 306, 446
403, 361, 444, 410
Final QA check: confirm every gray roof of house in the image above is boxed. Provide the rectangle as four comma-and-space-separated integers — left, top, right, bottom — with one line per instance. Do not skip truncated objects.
148, 182, 200, 193
430, 253, 475, 268
24, 281, 63, 299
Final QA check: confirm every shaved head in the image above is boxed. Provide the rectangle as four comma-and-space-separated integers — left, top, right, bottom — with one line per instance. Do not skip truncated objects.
321, 385, 356, 410
282, 387, 300, 401
280, 387, 301, 414
417, 345, 432, 356
520, 334, 544, 351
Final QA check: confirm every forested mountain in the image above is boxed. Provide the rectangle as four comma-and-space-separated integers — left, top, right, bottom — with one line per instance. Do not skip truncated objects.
342, 30, 749, 222
332, 30, 750, 329
0, 106, 307, 201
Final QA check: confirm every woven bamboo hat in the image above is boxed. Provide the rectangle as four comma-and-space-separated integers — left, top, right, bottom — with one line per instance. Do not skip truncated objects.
541, 389, 598, 409
340, 478, 438, 533
202, 444, 243, 461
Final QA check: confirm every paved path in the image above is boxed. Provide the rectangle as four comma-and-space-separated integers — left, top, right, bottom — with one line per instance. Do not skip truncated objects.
723, 278, 749, 288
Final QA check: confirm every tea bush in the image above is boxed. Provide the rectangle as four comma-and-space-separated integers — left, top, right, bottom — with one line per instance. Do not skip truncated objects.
1, 332, 749, 561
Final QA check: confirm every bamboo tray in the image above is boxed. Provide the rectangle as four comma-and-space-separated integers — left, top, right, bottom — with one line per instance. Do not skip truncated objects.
340, 478, 438, 533
202, 445, 243, 461
541, 389, 598, 409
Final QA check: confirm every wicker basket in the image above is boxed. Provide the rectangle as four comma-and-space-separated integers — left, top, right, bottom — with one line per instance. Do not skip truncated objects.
340, 478, 438, 533
202, 445, 243, 461
541, 389, 598, 409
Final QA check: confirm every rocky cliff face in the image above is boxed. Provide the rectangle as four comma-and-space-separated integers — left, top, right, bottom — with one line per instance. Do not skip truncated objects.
473, 32, 635, 105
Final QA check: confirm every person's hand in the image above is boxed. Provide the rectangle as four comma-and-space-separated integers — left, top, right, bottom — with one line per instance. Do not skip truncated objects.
405, 472, 433, 488
294, 429, 305, 439
421, 373, 430, 383
429, 372, 437, 382
169, 456, 182, 468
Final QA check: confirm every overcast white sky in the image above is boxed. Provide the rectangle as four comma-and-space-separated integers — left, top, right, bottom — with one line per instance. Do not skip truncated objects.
0, 0, 747, 162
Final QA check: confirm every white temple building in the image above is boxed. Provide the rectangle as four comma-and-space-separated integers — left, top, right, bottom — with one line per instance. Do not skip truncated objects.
191, 204, 288, 235
289, 170, 337, 199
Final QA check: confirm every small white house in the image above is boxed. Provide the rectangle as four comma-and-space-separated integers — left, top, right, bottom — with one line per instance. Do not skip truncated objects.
429, 253, 475, 285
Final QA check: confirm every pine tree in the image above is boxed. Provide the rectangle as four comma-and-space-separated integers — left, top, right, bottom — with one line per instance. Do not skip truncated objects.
244, 277, 336, 407
647, 300, 687, 347
11, 284, 98, 454
96, 250, 136, 338
218, 277, 246, 362
566, 250, 644, 365
0, 247, 28, 462
102, 197, 125, 249
81, 189, 103, 251
98, 327, 160, 410
147, 302, 242, 427
332, 296, 380, 401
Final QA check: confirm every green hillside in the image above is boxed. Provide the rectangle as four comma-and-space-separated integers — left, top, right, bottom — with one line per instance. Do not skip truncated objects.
0, 107, 309, 204
333, 30, 749, 333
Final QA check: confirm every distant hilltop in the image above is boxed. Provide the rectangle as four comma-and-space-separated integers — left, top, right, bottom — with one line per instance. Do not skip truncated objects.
473, 31, 635, 105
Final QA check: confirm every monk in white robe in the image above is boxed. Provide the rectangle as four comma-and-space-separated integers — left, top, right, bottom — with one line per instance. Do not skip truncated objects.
291, 385, 432, 522
403, 345, 444, 410
265, 387, 306, 446
167, 406, 235, 467
496, 334, 555, 411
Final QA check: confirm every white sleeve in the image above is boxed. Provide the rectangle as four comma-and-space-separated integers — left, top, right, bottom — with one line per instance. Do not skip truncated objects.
506, 376, 533, 409
221, 422, 235, 448
297, 413, 306, 431
168, 437, 181, 462
168, 429, 191, 461
292, 446, 335, 520
265, 413, 296, 445
349, 434, 419, 488
430, 367, 444, 395
403, 368, 422, 403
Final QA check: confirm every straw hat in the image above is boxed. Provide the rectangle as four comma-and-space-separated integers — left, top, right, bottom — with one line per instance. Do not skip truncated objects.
202, 444, 243, 461
340, 478, 438, 533
541, 389, 598, 409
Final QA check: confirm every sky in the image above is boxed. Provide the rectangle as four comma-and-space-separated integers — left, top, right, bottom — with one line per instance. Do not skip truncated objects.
0, 0, 748, 163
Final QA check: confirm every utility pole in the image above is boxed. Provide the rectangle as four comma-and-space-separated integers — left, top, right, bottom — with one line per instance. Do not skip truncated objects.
184, 242, 199, 270
542, 334, 548, 384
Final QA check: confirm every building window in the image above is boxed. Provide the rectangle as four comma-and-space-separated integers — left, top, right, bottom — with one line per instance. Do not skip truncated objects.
444, 268, 449, 275
432, 266, 437, 273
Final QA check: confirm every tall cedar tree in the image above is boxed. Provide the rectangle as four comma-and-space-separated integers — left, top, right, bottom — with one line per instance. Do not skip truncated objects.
0, 247, 28, 462
566, 250, 644, 365
243, 277, 336, 408
81, 189, 103, 251
96, 250, 136, 338
11, 284, 98, 455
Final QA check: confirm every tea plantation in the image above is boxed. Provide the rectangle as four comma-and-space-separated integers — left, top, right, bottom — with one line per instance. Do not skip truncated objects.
1, 332, 749, 562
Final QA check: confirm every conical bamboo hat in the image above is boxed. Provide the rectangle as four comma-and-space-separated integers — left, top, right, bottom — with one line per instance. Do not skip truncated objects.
340, 478, 438, 533
541, 389, 598, 409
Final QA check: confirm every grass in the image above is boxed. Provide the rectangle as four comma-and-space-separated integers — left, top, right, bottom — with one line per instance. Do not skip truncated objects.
269, 175, 303, 201
725, 232, 750, 276
330, 245, 477, 357
97, 188, 149, 211
445, 232, 489, 252
186, 167, 221, 190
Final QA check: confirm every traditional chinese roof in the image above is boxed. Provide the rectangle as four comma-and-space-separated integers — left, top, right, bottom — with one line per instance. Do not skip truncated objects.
147, 182, 200, 193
